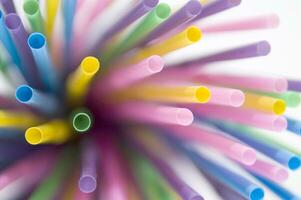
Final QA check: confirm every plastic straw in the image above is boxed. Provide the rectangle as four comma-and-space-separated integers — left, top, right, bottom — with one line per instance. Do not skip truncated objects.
25, 119, 72, 145
113, 103, 194, 126
188, 105, 287, 131
263, 91, 301, 108
0, 0, 16, 14
140, 0, 202, 46
130, 26, 202, 63
166, 135, 264, 200
288, 80, 301, 92
45, 0, 60, 40
0, 110, 42, 129
28, 32, 58, 92
28, 145, 78, 200
210, 120, 301, 170
71, 109, 93, 133
243, 92, 286, 115
194, 73, 288, 93
286, 117, 301, 136
78, 139, 98, 193
15, 84, 60, 114
116, 85, 211, 103
66, 56, 100, 105
163, 124, 256, 165
23, 0, 45, 33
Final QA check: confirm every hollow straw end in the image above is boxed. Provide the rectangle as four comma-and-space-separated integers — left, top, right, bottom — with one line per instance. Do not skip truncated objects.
80, 56, 100, 75
273, 100, 286, 115
79, 175, 97, 193
15, 84, 33, 103
230, 90, 245, 107
248, 185, 264, 200
256, 41, 271, 56
230, 143, 256, 165
28, 32, 46, 49
288, 156, 301, 170
274, 78, 288, 93
186, 0, 203, 17
147, 55, 164, 73
25, 127, 42, 145
176, 108, 194, 126
196, 86, 211, 103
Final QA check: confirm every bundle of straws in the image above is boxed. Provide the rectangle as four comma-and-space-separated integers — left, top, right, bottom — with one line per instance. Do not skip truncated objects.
0, 0, 301, 199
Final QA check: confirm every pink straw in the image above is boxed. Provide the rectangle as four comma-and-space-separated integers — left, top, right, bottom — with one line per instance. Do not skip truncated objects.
188, 105, 287, 131
206, 85, 245, 107
194, 73, 288, 93
243, 159, 288, 183
74, 186, 94, 200
114, 102, 194, 126
164, 124, 256, 165
200, 14, 280, 33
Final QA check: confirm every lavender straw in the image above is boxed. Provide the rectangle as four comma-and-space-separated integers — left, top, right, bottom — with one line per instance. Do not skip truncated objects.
5, 14, 41, 88
0, 0, 16, 14
288, 80, 301, 92
91, 0, 158, 55
194, 0, 241, 21
78, 139, 98, 193
139, 0, 202, 46
173, 41, 270, 67
128, 134, 204, 200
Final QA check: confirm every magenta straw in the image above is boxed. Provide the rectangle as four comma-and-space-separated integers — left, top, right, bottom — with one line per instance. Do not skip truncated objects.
0, 0, 16, 14
139, 0, 202, 46
189, 105, 287, 131
127, 134, 205, 200
288, 80, 301, 92
5, 13, 41, 88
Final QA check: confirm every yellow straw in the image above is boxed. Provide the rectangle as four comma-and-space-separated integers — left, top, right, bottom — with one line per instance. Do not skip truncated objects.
129, 26, 202, 63
25, 120, 72, 145
243, 92, 286, 115
114, 84, 211, 103
66, 56, 100, 105
0, 110, 42, 129
45, 0, 60, 40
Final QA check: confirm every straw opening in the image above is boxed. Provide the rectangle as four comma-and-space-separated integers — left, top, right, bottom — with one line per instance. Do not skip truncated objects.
79, 175, 97, 193
186, 26, 202, 42
176, 108, 194, 126
28, 33, 46, 49
15, 85, 33, 103
23, 0, 39, 15
155, 4, 171, 19
25, 127, 42, 145
72, 112, 92, 132
5, 13, 21, 30
195, 86, 211, 103
273, 100, 286, 115
81, 57, 100, 75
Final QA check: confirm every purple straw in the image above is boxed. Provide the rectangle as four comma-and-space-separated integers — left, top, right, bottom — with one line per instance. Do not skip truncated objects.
0, 0, 16, 14
139, 0, 202, 46
91, 0, 158, 55
173, 40, 271, 67
78, 139, 98, 193
194, 0, 241, 21
128, 135, 204, 200
5, 14, 41, 88
288, 80, 301, 92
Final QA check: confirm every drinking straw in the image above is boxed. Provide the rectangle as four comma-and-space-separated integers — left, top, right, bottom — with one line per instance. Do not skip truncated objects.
172, 41, 270, 68
5, 13, 41, 88
23, 0, 45, 33
28, 32, 59, 92
162, 124, 256, 165
45, 0, 60, 40
116, 85, 211, 103
209, 120, 301, 170
243, 159, 288, 183
201, 14, 279, 33
71, 109, 93, 133
0, 0, 16, 14
286, 117, 301, 135
188, 105, 287, 131
25, 119, 72, 145
103, 3, 171, 64
15, 84, 60, 115
78, 139, 98, 193
139, 0, 202, 46
127, 134, 205, 200
288, 80, 301, 92
206, 85, 245, 107
165, 135, 264, 200
28, 145, 78, 200
0, 110, 42, 129
102, 55, 164, 93
193, 73, 288, 93
193, 0, 242, 21
129, 26, 202, 63
254, 174, 301, 200
66, 56, 100, 105
91, 0, 159, 55
113, 103, 194, 126
243, 92, 286, 115
263, 91, 301, 108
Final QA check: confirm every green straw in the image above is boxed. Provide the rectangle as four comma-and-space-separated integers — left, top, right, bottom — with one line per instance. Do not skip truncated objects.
23, 0, 45, 33
267, 91, 301, 108
28, 145, 78, 200
71, 108, 93, 133
103, 3, 171, 65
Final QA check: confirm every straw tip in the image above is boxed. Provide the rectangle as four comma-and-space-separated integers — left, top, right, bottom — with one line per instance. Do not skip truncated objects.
23, 0, 39, 15
155, 3, 171, 19
288, 156, 301, 170
230, 90, 245, 107
196, 86, 211, 103
79, 175, 97, 193
273, 100, 286, 115
28, 32, 46, 49
15, 84, 33, 103
176, 108, 194, 126
257, 41, 271, 56
249, 187, 264, 200
25, 127, 42, 145
273, 117, 287, 131
187, 26, 202, 42
186, 0, 203, 16
274, 78, 288, 93
148, 55, 164, 73
72, 110, 93, 133
81, 56, 100, 75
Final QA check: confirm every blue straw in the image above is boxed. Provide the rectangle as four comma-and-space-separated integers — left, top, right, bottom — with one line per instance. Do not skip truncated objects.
286, 116, 301, 136
207, 120, 301, 170
15, 84, 60, 115
164, 134, 265, 200
28, 32, 58, 92
253, 174, 301, 200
